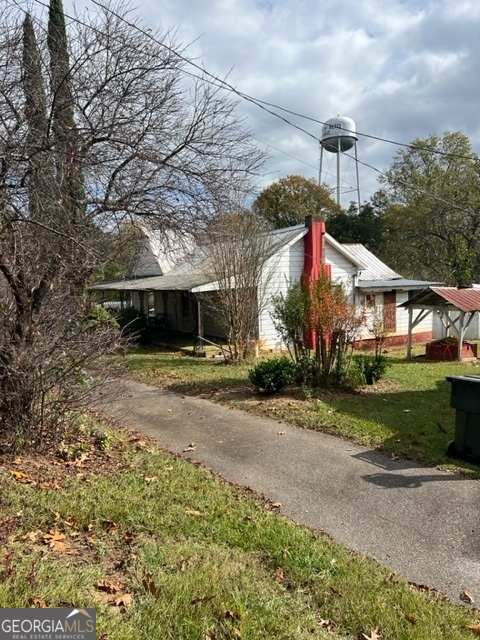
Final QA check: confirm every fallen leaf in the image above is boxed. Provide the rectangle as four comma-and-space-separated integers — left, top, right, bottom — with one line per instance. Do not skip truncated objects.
183, 443, 196, 452
64, 517, 78, 528
185, 509, 203, 516
50, 540, 72, 553
405, 614, 417, 624
145, 476, 158, 483
318, 618, 335, 632
31, 598, 47, 608
274, 567, 286, 583
123, 531, 136, 545
437, 422, 447, 434
103, 520, 119, 534
43, 529, 66, 543
167, 408, 173, 413
224, 610, 241, 621
390, 452, 399, 461
115, 593, 133, 608
361, 628, 381, 640
234, 630, 242, 639
10, 469, 33, 483
97, 580, 125, 594
461, 589, 475, 604
164, 466, 174, 471
86, 536, 96, 544
329, 586, 342, 597
469, 624, 480, 636
277, 431, 286, 435
23, 530, 43, 542
142, 572, 160, 597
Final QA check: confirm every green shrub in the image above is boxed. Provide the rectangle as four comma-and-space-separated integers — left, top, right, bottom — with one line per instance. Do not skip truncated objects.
354, 354, 390, 385
248, 357, 296, 394
117, 307, 149, 343
87, 305, 120, 329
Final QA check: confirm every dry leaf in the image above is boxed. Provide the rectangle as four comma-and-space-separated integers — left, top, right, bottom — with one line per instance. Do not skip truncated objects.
123, 530, 136, 545
145, 476, 158, 483
183, 443, 196, 452
185, 509, 203, 516
318, 618, 335, 632
103, 520, 119, 534
164, 466, 174, 471
64, 517, 78, 528
97, 580, 125, 594
224, 610, 241, 621
274, 567, 286, 583
115, 593, 133, 608
234, 630, 242, 639
361, 627, 381, 640
469, 624, 480, 637
50, 540, 72, 553
10, 469, 33, 483
23, 530, 43, 542
87, 523, 94, 532
390, 452, 399, 461
43, 529, 66, 543
86, 536, 96, 543
461, 589, 475, 604
31, 598, 47, 608
329, 585, 341, 597
142, 572, 160, 597
277, 431, 286, 435
167, 408, 173, 413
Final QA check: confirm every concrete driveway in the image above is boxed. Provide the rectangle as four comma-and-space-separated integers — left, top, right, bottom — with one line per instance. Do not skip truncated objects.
101, 378, 480, 605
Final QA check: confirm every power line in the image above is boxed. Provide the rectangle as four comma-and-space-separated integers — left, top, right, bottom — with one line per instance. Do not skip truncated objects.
5, 0, 478, 213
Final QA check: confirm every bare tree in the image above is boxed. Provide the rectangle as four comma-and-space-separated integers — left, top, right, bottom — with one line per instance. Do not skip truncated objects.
0, 1, 265, 451
199, 210, 275, 361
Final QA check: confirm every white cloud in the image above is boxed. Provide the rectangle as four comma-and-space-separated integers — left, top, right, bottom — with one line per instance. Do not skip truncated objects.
60, 0, 480, 205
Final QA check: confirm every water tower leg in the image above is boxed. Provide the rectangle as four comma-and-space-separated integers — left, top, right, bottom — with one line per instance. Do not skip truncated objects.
354, 142, 361, 211
318, 144, 324, 186
336, 138, 341, 206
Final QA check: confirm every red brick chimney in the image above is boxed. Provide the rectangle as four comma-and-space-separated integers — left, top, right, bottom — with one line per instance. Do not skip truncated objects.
302, 215, 330, 348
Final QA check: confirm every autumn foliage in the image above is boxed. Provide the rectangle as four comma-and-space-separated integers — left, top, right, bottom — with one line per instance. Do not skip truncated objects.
271, 269, 365, 387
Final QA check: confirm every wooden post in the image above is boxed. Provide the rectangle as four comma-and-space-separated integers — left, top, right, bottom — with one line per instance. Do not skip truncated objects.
407, 306, 413, 360
458, 311, 465, 361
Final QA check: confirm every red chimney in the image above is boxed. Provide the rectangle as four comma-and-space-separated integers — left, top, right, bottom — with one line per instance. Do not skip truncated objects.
302, 215, 330, 348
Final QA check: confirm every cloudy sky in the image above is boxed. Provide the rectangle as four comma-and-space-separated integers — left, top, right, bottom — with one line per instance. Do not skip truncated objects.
67, 0, 480, 206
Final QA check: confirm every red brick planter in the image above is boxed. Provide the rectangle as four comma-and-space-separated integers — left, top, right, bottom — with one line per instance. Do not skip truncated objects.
425, 341, 478, 361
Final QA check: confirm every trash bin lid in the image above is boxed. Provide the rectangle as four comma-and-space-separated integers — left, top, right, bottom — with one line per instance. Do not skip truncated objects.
445, 374, 480, 384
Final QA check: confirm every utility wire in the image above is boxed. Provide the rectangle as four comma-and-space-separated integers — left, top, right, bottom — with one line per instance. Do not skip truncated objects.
5, 0, 479, 213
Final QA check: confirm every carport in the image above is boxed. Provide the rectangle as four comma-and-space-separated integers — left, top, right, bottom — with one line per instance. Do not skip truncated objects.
400, 287, 480, 360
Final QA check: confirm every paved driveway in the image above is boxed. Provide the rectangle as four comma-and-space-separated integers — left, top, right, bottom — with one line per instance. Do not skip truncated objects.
101, 379, 480, 605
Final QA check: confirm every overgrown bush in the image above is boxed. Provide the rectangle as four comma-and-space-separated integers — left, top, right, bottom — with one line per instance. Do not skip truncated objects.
117, 307, 148, 343
354, 354, 390, 385
87, 305, 120, 329
248, 357, 296, 393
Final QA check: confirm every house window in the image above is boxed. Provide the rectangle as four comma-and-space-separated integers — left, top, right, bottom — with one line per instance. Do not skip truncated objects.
365, 293, 375, 307
181, 291, 190, 319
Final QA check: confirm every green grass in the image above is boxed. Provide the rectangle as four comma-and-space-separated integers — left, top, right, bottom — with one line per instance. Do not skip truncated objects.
1, 425, 478, 639
123, 346, 480, 475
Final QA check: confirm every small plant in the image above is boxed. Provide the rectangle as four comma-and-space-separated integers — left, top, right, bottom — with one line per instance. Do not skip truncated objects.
248, 357, 296, 394
354, 354, 390, 385
117, 307, 149, 343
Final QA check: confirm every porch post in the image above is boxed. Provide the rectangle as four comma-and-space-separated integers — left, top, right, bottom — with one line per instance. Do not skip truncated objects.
458, 311, 465, 361
407, 306, 413, 360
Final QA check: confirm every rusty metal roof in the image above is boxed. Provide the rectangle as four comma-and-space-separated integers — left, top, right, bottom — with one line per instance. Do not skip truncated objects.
400, 287, 480, 312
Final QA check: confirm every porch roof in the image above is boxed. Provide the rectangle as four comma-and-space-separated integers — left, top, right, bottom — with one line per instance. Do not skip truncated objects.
399, 287, 480, 313
358, 278, 440, 292
90, 273, 216, 292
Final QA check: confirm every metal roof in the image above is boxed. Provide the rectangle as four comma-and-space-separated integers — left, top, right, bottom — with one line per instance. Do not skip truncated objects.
358, 278, 441, 291
400, 287, 480, 312
342, 243, 401, 281
90, 273, 216, 292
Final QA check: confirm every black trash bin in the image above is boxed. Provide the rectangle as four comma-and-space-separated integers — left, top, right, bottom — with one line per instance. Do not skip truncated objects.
445, 375, 480, 461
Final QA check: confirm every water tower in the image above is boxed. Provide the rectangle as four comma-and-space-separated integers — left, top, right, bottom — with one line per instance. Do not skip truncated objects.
319, 116, 360, 209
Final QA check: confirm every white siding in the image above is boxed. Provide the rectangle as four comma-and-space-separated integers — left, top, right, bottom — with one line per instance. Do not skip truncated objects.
358, 291, 433, 339
433, 310, 480, 340
325, 243, 357, 302
258, 238, 305, 349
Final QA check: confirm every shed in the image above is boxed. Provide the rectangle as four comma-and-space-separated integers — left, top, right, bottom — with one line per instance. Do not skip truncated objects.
400, 287, 480, 360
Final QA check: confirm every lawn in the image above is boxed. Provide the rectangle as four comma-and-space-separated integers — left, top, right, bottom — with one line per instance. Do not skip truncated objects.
1, 418, 479, 639
124, 346, 480, 476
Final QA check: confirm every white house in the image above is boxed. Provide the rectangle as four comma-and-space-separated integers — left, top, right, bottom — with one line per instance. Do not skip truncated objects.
91, 216, 438, 349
